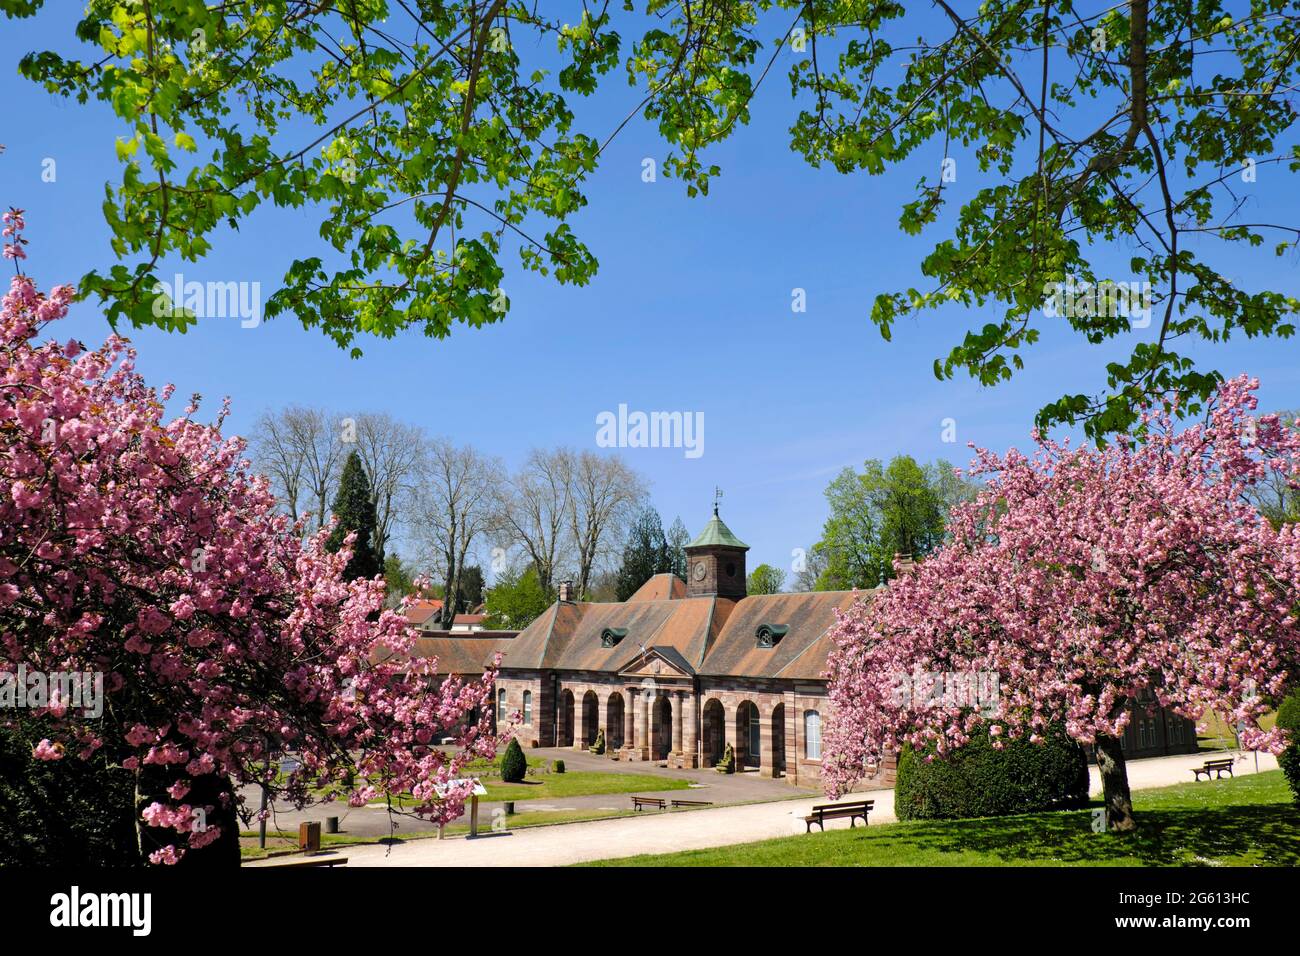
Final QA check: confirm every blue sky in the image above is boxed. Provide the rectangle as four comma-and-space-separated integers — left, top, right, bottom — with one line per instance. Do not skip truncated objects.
3, 6, 1299, 579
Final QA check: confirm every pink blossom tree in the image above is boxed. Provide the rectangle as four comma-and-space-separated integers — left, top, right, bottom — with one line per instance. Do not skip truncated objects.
1, 221, 502, 864
824, 378, 1300, 831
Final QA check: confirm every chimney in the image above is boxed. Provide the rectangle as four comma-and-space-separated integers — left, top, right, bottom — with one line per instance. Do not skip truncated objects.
557, 580, 575, 603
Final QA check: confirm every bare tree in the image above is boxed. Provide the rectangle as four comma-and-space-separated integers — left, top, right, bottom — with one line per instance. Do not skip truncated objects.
348, 412, 424, 564
568, 451, 646, 598
498, 448, 575, 595
408, 440, 505, 629
249, 406, 345, 530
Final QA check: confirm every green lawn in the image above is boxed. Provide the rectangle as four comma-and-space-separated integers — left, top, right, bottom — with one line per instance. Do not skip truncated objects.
586, 771, 1300, 867
479, 770, 691, 802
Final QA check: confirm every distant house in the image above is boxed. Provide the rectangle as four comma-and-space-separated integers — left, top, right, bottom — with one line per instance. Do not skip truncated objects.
405, 598, 445, 633
451, 613, 487, 632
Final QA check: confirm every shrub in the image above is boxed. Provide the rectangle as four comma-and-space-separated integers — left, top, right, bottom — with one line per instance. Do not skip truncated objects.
894, 723, 1089, 821
589, 729, 605, 755
500, 739, 527, 783
0, 723, 142, 867
1278, 689, 1300, 805
553, 759, 565, 774
715, 742, 735, 774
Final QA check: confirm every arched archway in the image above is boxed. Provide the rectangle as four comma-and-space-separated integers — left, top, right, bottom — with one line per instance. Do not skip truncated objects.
651, 695, 673, 761
736, 700, 760, 770
581, 690, 599, 747
701, 698, 725, 767
605, 693, 625, 750
558, 689, 575, 747
770, 703, 785, 777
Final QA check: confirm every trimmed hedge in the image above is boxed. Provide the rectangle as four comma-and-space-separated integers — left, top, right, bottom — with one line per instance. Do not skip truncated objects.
499, 739, 527, 783
895, 724, 1090, 821
0, 724, 142, 866
1278, 690, 1300, 805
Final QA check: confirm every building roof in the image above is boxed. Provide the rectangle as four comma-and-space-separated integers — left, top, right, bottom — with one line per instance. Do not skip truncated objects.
404, 598, 444, 627
500, 595, 736, 673
453, 613, 487, 627
499, 587, 872, 681
627, 572, 687, 602
375, 632, 517, 676
686, 510, 749, 550
698, 590, 864, 679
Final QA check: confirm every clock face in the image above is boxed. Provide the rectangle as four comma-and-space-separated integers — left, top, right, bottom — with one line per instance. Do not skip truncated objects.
693, 560, 707, 581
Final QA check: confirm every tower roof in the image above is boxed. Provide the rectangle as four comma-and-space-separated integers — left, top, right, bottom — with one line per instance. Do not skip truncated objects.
687, 510, 749, 550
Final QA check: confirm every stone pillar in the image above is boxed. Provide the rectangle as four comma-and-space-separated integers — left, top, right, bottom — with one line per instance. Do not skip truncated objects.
684, 692, 699, 767
639, 690, 651, 758
625, 688, 638, 752
729, 705, 743, 767
672, 690, 684, 754
784, 689, 798, 786
596, 693, 608, 752
760, 701, 778, 778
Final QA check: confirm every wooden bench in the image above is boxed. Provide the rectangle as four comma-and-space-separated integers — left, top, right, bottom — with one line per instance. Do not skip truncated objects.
631, 796, 667, 811
1191, 758, 1235, 781
255, 854, 349, 868
804, 800, 874, 833
670, 799, 713, 808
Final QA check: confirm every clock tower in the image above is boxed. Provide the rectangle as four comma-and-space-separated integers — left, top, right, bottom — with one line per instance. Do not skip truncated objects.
684, 503, 749, 600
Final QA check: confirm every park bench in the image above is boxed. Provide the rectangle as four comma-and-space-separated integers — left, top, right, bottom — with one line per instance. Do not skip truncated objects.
803, 799, 874, 833
256, 854, 349, 868
670, 799, 713, 808
631, 796, 667, 811
1190, 758, 1235, 781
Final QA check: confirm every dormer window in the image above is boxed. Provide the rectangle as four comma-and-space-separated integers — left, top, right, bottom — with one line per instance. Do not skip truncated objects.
601, 627, 628, 648
756, 624, 788, 648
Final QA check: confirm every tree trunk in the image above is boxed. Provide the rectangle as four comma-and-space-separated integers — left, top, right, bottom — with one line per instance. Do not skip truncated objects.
1094, 734, 1136, 832
136, 766, 241, 866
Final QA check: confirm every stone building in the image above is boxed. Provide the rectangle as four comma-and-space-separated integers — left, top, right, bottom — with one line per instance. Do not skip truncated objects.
493, 507, 866, 786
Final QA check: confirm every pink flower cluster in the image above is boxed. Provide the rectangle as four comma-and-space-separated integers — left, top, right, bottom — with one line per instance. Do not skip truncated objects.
822, 377, 1300, 798
1, 267, 504, 864
2, 208, 26, 262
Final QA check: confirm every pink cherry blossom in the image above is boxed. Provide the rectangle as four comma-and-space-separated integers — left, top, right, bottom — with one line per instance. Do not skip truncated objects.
824, 377, 1300, 831
1, 250, 504, 864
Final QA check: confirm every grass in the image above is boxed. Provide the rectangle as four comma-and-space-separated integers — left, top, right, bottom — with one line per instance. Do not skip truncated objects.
1197, 709, 1277, 750
479, 770, 691, 802
585, 770, 1300, 867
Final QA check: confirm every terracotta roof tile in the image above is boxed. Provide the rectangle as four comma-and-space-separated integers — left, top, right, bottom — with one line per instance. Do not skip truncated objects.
376, 633, 517, 675
626, 573, 687, 602
699, 591, 867, 679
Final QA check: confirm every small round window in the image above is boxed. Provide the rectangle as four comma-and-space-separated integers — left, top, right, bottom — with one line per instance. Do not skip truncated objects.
725, 562, 736, 577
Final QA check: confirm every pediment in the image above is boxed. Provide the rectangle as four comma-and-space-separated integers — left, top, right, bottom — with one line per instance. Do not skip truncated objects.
617, 646, 694, 680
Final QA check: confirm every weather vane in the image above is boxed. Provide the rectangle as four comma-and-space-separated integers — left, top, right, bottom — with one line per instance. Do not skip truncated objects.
713, 486, 723, 516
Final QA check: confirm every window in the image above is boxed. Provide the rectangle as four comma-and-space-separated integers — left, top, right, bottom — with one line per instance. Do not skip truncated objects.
1169, 716, 1184, 744
523, 690, 533, 724
755, 624, 789, 648
804, 710, 822, 760
497, 687, 506, 715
